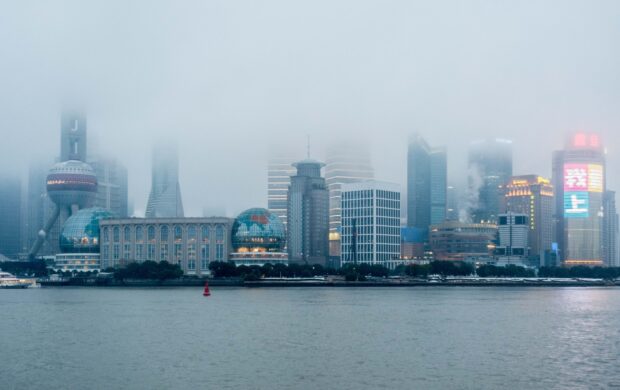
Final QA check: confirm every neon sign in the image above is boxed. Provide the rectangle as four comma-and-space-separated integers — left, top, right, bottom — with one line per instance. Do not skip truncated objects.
564, 192, 589, 218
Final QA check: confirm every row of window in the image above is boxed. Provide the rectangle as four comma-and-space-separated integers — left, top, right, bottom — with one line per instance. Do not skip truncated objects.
101, 242, 226, 267
102, 224, 226, 244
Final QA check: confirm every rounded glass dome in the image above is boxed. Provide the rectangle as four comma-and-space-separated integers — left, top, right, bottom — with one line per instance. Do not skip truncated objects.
60, 207, 116, 253
232, 208, 286, 252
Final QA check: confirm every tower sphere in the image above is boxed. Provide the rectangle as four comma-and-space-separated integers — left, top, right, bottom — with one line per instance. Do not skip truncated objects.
46, 160, 98, 207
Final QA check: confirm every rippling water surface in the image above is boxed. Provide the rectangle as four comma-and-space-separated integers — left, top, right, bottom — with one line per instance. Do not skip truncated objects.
2, 287, 620, 389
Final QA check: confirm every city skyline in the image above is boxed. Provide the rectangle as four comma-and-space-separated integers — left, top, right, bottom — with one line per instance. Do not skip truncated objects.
1, 1, 619, 217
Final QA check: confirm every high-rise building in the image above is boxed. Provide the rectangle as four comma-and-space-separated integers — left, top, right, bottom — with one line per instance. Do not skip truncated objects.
496, 212, 529, 257
90, 156, 129, 218
60, 111, 87, 162
145, 143, 184, 218
468, 139, 513, 224
603, 190, 619, 267
552, 133, 606, 266
504, 175, 555, 264
287, 159, 329, 265
340, 181, 401, 269
324, 142, 374, 259
0, 176, 22, 259
407, 134, 447, 238
267, 157, 297, 227
446, 185, 459, 221
324, 143, 374, 233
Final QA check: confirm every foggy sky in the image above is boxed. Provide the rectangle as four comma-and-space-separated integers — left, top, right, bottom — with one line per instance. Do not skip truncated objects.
1, 0, 619, 217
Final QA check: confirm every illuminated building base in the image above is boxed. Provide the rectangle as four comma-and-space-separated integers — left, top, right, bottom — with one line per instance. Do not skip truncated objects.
229, 252, 288, 267
563, 259, 604, 267
54, 253, 101, 272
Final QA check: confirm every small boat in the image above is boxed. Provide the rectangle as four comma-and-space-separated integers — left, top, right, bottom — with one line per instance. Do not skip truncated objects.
0, 271, 33, 289
203, 281, 211, 297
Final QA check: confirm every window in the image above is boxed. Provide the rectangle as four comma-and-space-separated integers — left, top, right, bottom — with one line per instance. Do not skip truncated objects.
216, 244, 224, 261
201, 225, 210, 242
113, 227, 120, 243
102, 227, 109, 242
216, 225, 224, 242
147, 226, 155, 241
123, 226, 131, 242
174, 225, 183, 241
113, 244, 120, 260
136, 226, 144, 242
160, 243, 169, 261
136, 244, 143, 260
147, 244, 155, 260
161, 225, 169, 241
175, 243, 183, 265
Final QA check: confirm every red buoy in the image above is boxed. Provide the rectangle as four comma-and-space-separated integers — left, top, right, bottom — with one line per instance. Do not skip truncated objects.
203, 281, 211, 297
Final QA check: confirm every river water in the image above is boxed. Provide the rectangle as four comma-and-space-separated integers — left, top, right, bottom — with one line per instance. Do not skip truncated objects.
1, 287, 620, 389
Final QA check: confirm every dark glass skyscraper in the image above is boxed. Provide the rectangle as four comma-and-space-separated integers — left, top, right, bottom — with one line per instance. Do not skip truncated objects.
468, 139, 513, 224
0, 176, 22, 259
407, 134, 447, 239
552, 133, 606, 266
287, 159, 329, 266
145, 143, 184, 218
603, 190, 619, 267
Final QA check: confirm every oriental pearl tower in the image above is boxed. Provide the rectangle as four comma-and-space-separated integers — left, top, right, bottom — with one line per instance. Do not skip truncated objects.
28, 111, 98, 259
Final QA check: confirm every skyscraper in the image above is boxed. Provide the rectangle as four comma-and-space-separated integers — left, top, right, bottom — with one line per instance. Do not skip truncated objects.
552, 133, 605, 266
407, 134, 447, 238
504, 175, 555, 264
287, 159, 329, 265
468, 139, 513, 224
0, 176, 22, 259
267, 156, 297, 227
90, 156, 129, 218
340, 181, 401, 269
603, 190, 619, 267
60, 111, 87, 162
145, 143, 184, 218
324, 143, 374, 233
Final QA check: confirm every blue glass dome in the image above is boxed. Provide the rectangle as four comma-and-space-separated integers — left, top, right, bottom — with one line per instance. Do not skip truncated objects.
60, 208, 116, 253
232, 208, 286, 252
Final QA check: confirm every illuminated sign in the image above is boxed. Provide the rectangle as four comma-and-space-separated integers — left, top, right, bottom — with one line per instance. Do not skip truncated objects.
564, 192, 589, 218
572, 133, 601, 149
587, 164, 603, 192
564, 164, 588, 191
564, 163, 604, 193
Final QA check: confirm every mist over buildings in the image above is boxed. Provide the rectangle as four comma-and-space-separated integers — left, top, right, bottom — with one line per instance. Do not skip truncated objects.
1, 0, 619, 217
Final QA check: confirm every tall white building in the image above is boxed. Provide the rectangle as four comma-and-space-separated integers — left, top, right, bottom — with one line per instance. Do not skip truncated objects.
267, 157, 297, 227
340, 181, 401, 269
325, 143, 374, 234
496, 212, 529, 265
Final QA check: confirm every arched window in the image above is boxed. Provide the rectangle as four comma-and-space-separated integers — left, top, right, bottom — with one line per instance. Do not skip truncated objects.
161, 225, 169, 241
216, 225, 224, 241
135, 226, 144, 241
201, 225, 210, 242
188, 226, 197, 242
102, 227, 109, 242
174, 225, 183, 241
113, 227, 120, 243
123, 226, 131, 241
147, 226, 155, 241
